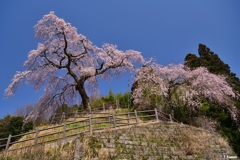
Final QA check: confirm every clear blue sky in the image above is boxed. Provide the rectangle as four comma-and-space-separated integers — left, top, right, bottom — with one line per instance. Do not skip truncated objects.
0, 1, 239, 118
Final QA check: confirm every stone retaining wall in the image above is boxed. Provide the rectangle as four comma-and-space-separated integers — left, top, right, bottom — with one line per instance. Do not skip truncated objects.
74, 122, 236, 160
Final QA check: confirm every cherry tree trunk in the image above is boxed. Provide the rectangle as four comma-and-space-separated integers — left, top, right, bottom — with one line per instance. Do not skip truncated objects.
77, 83, 90, 110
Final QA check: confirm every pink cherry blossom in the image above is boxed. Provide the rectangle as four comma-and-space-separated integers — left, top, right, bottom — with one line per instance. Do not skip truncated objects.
132, 63, 238, 121
6, 12, 144, 119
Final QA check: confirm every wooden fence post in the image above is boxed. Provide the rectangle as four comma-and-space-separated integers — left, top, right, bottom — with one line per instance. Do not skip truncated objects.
34, 128, 39, 147
169, 114, 172, 122
62, 123, 66, 139
88, 103, 91, 114
134, 110, 138, 124
116, 99, 119, 109
89, 115, 92, 135
50, 112, 56, 125
60, 112, 65, 124
155, 108, 159, 121
103, 103, 105, 111
5, 134, 11, 152
127, 113, 130, 125
112, 113, 116, 128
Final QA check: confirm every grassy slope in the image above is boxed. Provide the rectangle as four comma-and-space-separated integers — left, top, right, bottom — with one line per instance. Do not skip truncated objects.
0, 109, 237, 160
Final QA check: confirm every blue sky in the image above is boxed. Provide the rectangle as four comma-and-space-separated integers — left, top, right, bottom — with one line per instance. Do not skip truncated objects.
0, 1, 239, 118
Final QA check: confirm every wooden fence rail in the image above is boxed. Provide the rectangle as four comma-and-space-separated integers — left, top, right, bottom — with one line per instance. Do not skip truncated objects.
50, 100, 120, 125
0, 108, 171, 154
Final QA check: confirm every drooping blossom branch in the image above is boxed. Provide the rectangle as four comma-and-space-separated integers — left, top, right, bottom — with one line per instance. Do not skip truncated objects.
132, 63, 238, 121
6, 12, 144, 120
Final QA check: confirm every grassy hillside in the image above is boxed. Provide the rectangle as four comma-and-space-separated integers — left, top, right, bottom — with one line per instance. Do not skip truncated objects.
0, 111, 237, 159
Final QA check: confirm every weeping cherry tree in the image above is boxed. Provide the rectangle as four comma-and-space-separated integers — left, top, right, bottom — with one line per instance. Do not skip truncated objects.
5, 12, 144, 120
132, 64, 238, 121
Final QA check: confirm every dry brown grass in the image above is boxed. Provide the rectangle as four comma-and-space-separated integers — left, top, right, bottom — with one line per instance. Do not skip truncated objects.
1, 141, 75, 160
5, 108, 146, 158
2, 121, 234, 159
180, 128, 211, 155
177, 125, 233, 156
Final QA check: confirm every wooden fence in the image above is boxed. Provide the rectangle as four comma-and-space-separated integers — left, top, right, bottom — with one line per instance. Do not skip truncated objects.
0, 108, 171, 154
50, 100, 121, 125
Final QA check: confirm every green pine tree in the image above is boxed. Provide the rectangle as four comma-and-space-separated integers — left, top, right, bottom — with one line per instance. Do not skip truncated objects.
185, 44, 240, 92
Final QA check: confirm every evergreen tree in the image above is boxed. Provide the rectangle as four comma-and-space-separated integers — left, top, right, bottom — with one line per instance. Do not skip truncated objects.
184, 53, 200, 70
108, 89, 115, 102
0, 115, 33, 151
185, 44, 240, 92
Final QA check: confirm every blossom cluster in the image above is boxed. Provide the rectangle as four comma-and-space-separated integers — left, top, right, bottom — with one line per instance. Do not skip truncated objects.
132, 64, 238, 121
